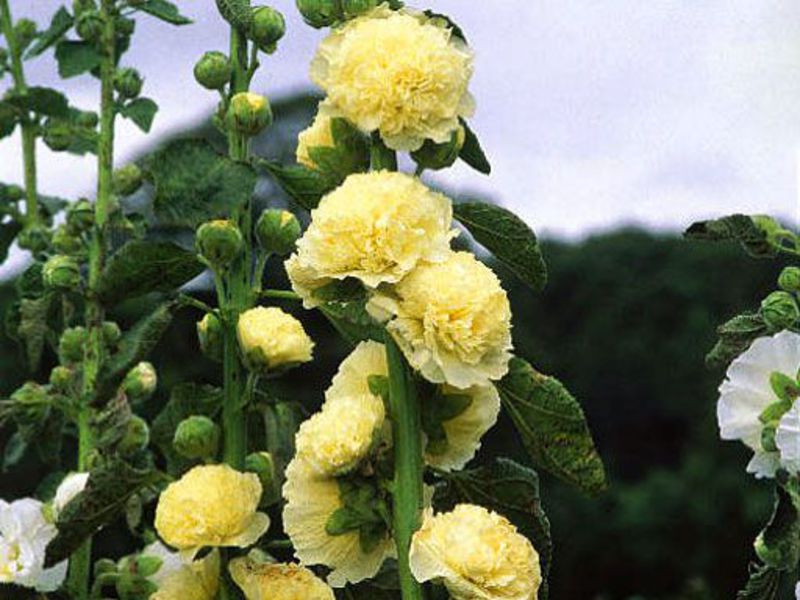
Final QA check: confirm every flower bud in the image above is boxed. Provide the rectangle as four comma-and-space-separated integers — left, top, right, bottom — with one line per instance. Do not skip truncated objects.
250, 6, 286, 53
411, 126, 465, 171
72, 0, 96, 16
59, 326, 88, 364
341, 0, 380, 19
49, 366, 74, 391
194, 50, 233, 90
197, 312, 224, 362
14, 19, 37, 50
196, 219, 244, 269
226, 92, 273, 136
76, 11, 103, 42
173, 415, 220, 460
5, 184, 23, 202
255, 209, 301, 256
114, 67, 143, 99
115, 16, 135, 37
76, 110, 99, 128
779, 267, 800, 294
11, 382, 50, 428
237, 306, 314, 374
43, 255, 82, 292
112, 164, 143, 197
43, 119, 72, 152
296, 0, 341, 28
118, 415, 150, 456
17, 224, 52, 253
67, 199, 94, 231
245, 451, 279, 505
52, 225, 84, 255
761, 291, 800, 330
122, 362, 157, 403
93, 558, 117, 578
102, 320, 122, 348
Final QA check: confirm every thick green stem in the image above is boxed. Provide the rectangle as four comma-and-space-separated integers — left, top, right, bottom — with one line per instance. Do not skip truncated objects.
0, 0, 39, 225
386, 336, 426, 600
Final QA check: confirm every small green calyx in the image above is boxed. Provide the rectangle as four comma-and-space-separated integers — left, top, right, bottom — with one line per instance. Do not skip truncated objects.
122, 362, 158, 403
196, 219, 244, 269
770, 371, 800, 404
761, 425, 778, 453
255, 209, 301, 256
114, 68, 144, 99
173, 415, 220, 460
112, 164, 144, 196
93, 558, 118, 578
5, 184, 23, 202
59, 326, 88, 365
197, 313, 224, 363
102, 321, 122, 349
779, 267, 800, 294
17, 224, 52, 253
67, 199, 95, 231
761, 291, 799, 330
411, 126, 465, 172
14, 19, 37, 50
52, 225, 85, 256
194, 51, 233, 90
296, 0, 341, 28
250, 6, 286, 53
226, 92, 273, 136
10, 382, 50, 428
49, 366, 74, 392
245, 451, 279, 505
325, 478, 390, 553
367, 374, 390, 401
42, 118, 73, 152
118, 416, 150, 457
341, 0, 381, 20
76, 11, 103, 42
43, 255, 82, 292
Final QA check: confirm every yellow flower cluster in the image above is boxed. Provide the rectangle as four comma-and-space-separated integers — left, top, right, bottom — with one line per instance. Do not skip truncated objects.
310, 5, 474, 151
237, 306, 314, 372
229, 556, 334, 600
145, 542, 219, 600
286, 171, 455, 306
296, 112, 335, 170
409, 504, 542, 600
154, 465, 270, 558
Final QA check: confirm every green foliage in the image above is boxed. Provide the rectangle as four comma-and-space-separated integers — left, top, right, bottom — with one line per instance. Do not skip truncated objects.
754, 486, 800, 570
737, 564, 782, 600
706, 312, 771, 369
54, 40, 101, 78
6, 86, 69, 117
458, 119, 491, 174
134, 0, 192, 26
319, 300, 383, 346
258, 159, 335, 211
685, 215, 776, 259
25, 6, 73, 59
118, 97, 158, 133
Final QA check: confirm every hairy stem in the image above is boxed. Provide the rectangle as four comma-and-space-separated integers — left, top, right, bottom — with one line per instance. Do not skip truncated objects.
0, 0, 39, 225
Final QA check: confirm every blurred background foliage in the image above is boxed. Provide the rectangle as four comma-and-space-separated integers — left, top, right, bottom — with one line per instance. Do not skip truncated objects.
0, 94, 787, 599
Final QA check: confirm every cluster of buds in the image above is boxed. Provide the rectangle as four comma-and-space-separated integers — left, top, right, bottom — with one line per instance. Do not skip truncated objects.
761, 266, 800, 331
296, 0, 389, 28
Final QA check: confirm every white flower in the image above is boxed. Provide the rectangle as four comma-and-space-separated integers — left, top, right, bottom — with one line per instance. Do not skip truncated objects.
53, 472, 89, 516
0, 498, 67, 591
717, 330, 800, 477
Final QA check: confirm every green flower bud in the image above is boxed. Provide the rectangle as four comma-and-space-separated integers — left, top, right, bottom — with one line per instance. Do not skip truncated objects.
196, 219, 244, 269
59, 326, 88, 365
118, 415, 150, 456
76, 110, 99, 128
115, 570, 156, 599
72, 0, 96, 17
197, 312, 224, 363
93, 558, 117, 578
11, 382, 50, 428
52, 225, 84, 255
122, 362, 157, 403
250, 6, 286, 53
112, 164, 143, 196
17, 224, 52, 253
193, 51, 233, 90
245, 451, 279, 505
14, 19, 37, 50
43, 255, 82, 292
296, 0, 341, 28
115, 16, 135, 37
173, 415, 220, 460
49, 366, 74, 392
226, 92, 272, 136
411, 126, 465, 171
67, 199, 94, 231
102, 321, 122, 348
43, 119, 72, 152
76, 11, 103, 42
341, 0, 380, 18
114, 68, 143, 99
255, 209, 301, 256
779, 267, 800, 294
761, 291, 800, 330
5, 184, 23, 202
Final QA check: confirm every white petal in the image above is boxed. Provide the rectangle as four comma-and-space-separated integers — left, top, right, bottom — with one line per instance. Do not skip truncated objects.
35, 560, 67, 592
746, 451, 781, 478
53, 472, 89, 516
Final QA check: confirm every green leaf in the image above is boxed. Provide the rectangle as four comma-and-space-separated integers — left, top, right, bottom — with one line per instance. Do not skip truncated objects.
754, 486, 800, 570
18, 294, 57, 373
45, 459, 158, 567
306, 118, 370, 185
454, 201, 548, 292
215, 0, 253, 31
119, 97, 158, 133
54, 40, 101, 78
25, 6, 74, 58
145, 139, 257, 228
93, 392, 133, 453
422, 10, 467, 42
135, 0, 192, 25
319, 300, 383, 346
736, 563, 781, 600
706, 312, 770, 369
151, 383, 222, 474
434, 458, 553, 598
97, 240, 205, 304
0, 102, 20, 139
685, 214, 777, 259
7, 87, 69, 118
258, 159, 335, 211
96, 302, 177, 402
3, 432, 28, 471
0, 222, 22, 263
496, 357, 607, 496
459, 119, 491, 174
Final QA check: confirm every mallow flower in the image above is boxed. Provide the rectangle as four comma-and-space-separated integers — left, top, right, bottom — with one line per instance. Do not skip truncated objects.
237, 306, 314, 374
144, 541, 220, 600
229, 555, 334, 600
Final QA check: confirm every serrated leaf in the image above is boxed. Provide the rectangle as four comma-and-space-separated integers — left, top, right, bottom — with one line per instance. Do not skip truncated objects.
706, 312, 770, 369
454, 201, 548, 292
459, 119, 491, 174
258, 159, 335, 211
25, 6, 74, 59
319, 300, 383, 346
95, 302, 177, 403
685, 214, 776, 258
18, 294, 57, 372
54, 41, 101, 78
45, 459, 158, 567
135, 0, 192, 25
496, 357, 607, 496
7, 87, 69, 118
434, 458, 553, 592
145, 139, 257, 228
97, 240, 205, 304
737, 563, 781, 600
119, 97, 158, 133
755, 486, 800, 570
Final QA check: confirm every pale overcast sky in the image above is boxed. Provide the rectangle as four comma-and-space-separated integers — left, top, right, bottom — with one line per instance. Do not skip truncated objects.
1, 1, 799, 242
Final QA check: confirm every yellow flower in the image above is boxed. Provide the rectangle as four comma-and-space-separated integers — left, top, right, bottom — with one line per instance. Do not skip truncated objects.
229, 556, 334, 600
154, 465, 270, 558
368, 252, 513, 388
282, 458, 395, 587
409, 504, 541, 600
425, 385, 501, 472
310, 5, 474, 151
326, 340, 387, 401
296, 111, 335, 170
237, 306, 314, 372
286, 171, 455, 306
145, 542, 219, 600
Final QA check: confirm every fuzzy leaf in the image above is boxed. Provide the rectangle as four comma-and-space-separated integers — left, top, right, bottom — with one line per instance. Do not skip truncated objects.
119, 97, 158, 133
685, 214, 776, 258
0, 222, 22, 263
496, 357, 607, 496
135, 0, 192, 25
98, 240, 205, 304
319, 300, 383, 346
306, 118, 370, 185
0, 102, 20, 139
459, 119, 491, 174
259, 159, 335, 211
7, 87, 69, 118
454, 201, 548, 292
707, 312, 770, 369
145, 139, 257, 228
755, 486, 800, 570
736, 563, 781, 600
25, 6, 74, 58
18, 294, 56, 373
215, 0, 253, 30
54, 41, 101, 79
